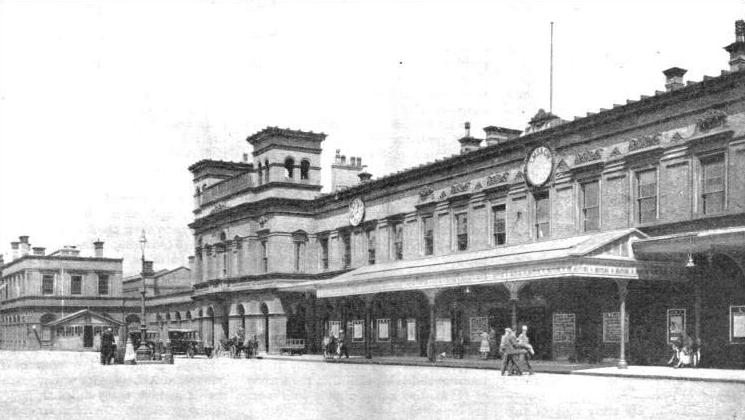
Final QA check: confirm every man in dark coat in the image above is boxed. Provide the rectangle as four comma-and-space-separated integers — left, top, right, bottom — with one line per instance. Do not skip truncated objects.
100, 328, 115, 365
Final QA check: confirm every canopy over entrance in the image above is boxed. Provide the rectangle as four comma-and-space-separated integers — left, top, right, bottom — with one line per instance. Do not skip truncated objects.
309, 228, 685, 298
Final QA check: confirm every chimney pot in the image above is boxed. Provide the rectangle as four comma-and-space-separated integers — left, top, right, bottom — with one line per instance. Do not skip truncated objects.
358, 171, 373, 182
725, 20, 745, 72
242, 153, 249, 162
93, 240, 104, 258
663, 67, 687, 91
32, 247, 45, 256
19, 236, 29, 244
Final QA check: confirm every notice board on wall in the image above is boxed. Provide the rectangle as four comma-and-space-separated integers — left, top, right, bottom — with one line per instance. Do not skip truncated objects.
436, 318, 451, 342
731, 306, 745, 342
603, 312, 629, 343
667, 309, 686, 344
470, 317, 489, 342
552, 313, 576, 343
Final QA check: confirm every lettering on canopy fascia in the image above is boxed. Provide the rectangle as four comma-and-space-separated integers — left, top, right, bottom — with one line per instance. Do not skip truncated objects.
628, 133, 661, 152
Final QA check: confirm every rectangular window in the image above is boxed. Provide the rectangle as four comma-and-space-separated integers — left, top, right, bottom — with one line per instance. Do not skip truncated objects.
535, 191, 550, 239
637, 169, 657, 223
294, 242, 301, 272
392, 223, 403, 260
97, 274, 109, 295
581, 180, 600, 232
422, 216, 434, 256
71, 275, 82, 295
702, 155, 725, 215
407, 318, 417, 341
366, 229, 376, 265
455, 212, 468, 251
320, 237, 329, 270
260, 241, 268, 273
42, 275, 54, 295
341, 231, 352, 268
492, 205, 506, 246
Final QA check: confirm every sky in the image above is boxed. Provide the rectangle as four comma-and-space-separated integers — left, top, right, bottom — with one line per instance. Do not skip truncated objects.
1, 0, 744, 275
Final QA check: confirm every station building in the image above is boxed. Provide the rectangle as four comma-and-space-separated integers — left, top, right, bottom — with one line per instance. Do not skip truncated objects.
184, 20, 745, 368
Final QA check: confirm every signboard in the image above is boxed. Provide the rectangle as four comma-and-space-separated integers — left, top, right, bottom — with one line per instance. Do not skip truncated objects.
407, 319, 417, 341
470, 317, 489, 342
603, 312, 629, 343
436, 318, 451, 342
377, 319, 390, 341
352, 320, 364, 341
731, 306, 745, 342
328, 321, 341, 339
667, 309, 686, 344
552, 313, 576, 343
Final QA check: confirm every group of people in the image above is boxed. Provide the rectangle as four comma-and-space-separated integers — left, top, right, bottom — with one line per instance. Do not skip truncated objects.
498, 325, 535, 375
667, 332, 701, 368
227, 329, 260, 358
322, 334, 349, 359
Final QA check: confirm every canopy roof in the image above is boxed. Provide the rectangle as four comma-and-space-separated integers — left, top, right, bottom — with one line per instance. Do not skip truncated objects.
301, 228, 685, 298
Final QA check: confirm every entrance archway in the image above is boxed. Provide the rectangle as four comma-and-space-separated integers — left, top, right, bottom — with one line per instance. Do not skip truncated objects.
260, 302, 269, 352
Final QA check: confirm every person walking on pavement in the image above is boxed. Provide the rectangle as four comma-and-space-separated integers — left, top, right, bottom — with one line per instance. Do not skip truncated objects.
499, 327, 521, 376
100, 328, 115, 365
517, 325, 535, 375
479, 330, 490, 360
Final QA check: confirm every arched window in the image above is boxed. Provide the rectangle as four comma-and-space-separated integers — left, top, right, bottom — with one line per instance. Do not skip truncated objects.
284, 157, 295, 179
300, 159, 310, 180
257, 162, 263, 184
220, 231, 227, 242
264, 159, 270, 182
186, 311, 192, 321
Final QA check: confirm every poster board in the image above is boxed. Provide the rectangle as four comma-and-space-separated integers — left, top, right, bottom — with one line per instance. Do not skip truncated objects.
407, 318, 417, 341
435, 318, 451, 342
730, 306, 745, 342
470, 317, 489, 342
352, 320, 364, 342
667, 309, 686, 344
602, 312, 629, 343
552, 313, 576, 343
377, 319, 390, 341
328, 321, 341, 339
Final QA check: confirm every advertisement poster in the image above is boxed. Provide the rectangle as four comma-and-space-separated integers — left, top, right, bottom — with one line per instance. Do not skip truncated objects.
469, 317, 489, 342
436, 318, 451, 342
353, 320, 364, 341
377, 319, 389, 341
552, 313, 576, 343
407, 319, 417, 341
602, 312, 629, 343
328, 321, 341, 339
731, 306, 745, 341
667, 309, 686, 343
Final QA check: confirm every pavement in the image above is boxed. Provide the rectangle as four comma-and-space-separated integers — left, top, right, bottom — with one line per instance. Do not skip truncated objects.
262, 353, 745, 384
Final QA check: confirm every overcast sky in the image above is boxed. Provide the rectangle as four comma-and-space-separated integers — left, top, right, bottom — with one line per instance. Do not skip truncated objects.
1, 0, 743, 275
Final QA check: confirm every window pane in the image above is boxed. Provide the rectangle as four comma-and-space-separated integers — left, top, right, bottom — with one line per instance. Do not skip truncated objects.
98, 275, 108, 295
704, 191, 724, 214
639, 197, 656, 223
584, 207, 599, 231
583, 182, 599, 207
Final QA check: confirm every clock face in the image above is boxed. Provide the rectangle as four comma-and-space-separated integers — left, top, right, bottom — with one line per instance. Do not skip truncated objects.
348, 197, 365, 226
525, 146, 554, 187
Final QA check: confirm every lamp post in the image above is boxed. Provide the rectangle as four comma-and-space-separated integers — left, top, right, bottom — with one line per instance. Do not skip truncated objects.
136, 230, 151, 361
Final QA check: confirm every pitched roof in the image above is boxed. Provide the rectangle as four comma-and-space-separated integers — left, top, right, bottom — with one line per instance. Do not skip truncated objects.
46, 309, 124, 327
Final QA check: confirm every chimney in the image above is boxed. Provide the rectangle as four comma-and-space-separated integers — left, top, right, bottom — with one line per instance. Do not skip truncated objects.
458, 122, 481, 153
663, 67, 687, 91
32, 247, 46, 256
242, 153, 249, 163
331, 150, 366, 191
358, 171, 372, 183
11, 242, 19, 260
18, 236, 30, 257
725, 20, 745, 72
93, 240, 104, 258
483, 126, 522, 146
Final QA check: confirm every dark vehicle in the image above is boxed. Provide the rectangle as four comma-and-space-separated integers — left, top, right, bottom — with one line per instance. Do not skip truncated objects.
168, 329, 205, 358
129, 330, 159, 352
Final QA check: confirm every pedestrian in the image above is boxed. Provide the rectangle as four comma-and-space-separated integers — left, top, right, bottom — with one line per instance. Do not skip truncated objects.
517, 325, 535, 375
100, 328, 115, 365
336, 333, 349, 359
499, 327, 521, 376
479, 330, 490, 360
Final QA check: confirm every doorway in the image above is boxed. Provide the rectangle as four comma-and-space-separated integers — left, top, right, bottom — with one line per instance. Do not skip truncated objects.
83, 326, 93, 348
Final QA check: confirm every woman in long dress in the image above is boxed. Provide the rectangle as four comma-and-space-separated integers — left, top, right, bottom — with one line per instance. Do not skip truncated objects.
479, 331, 490, 359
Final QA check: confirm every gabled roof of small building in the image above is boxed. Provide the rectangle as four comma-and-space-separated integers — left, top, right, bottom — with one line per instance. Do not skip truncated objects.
46, 309, 124, 327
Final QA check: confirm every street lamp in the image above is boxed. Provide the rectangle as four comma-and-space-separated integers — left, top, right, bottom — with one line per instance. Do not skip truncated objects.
136, 230, 151, 361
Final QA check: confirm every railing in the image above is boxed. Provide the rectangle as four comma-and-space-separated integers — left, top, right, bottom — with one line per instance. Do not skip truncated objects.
199, 172, 254, 205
